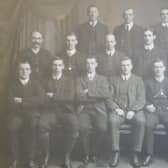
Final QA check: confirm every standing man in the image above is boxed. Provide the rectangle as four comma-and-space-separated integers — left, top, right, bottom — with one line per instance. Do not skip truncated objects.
77, 56, 111, 165
60, 32, 84, 77
153, 9, 168, 55
18, 31, 53, 81
108, 57, 146, 167
135, 28, 167, 79
39, 57, 79, 168
76, 5, 108, 55
113, 8, 143, 63
8, 59, 45, 168
97, 33, 125, 79
143, 59, 168, 166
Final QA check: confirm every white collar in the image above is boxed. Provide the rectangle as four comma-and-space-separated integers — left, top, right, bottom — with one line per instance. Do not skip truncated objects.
162, 22, 168, 27
52, 73, 62, 80
89, 20, 98, 27
121, 73, 131, 80
106, 48, 115, 56
32, 47, 40, 54
87, 72, 96, 81
66, 48, 76, 56
125, 22, 134, 31
144, 43, 154, 51
155, 75, 165, 83
19, 78, 29, 85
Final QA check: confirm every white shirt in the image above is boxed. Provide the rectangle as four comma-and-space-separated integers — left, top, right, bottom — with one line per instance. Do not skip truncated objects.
52, 73, 62, 80
87, 72, 96, 81
162, 22, 168, 27
66, 49, 76, 57
155, 75, 164, 83
106, 48, 116, 56
19, 78, 29, 85
89, 20, 98, 27
32, 47, 40, 54
125, 22, 134, 31
121, 73, 131, 81
144, 43, 154, 51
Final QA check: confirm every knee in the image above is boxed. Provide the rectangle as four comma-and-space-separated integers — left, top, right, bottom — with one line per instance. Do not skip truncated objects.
134, 117, 146, 127
109, 115, 121, 128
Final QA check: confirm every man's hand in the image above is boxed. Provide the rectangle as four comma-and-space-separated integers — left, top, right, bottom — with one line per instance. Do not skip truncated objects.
146, 104, 156, 113
126, 111, 135, 120
115, 108, 125, 117
46, 92, 54, 98
83, 89, 88, 94
14, 97, 22, 104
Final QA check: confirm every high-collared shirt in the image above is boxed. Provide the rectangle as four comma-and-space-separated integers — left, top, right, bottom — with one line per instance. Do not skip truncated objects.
89, 20, 98, 27
106, 48, 116, 56
52, 73, 62, 80
19, 78, 30, 86
125, 22, 134, 31
162, 22, 168, 27
144, 43, 154, 51
66, 49, 76, 57
155, 75, 165, 83
121, 73, 131, 81
31, 47, 41, 54
87, 72, 96, 81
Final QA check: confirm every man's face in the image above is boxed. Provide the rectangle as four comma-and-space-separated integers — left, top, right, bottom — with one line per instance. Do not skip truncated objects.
31, 32, 43, 48
52, 60, 64, 74
121, 59, 133, 75
18, 63, 31, 80
153, 61, 166, 77
86, 58, 98, 73
87, 6, 99, 22
161, 9, 168, 23
105, 35, 116, 50
123, 9, 134, 24
144, 30, 156, 45
66, 35, 78, 50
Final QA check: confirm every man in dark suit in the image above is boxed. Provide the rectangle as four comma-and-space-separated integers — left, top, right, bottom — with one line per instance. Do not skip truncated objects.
38, 57, 79, 168
113, 8, 143, 63
135, 28, 167, 79
76, 5, 108, 55
8, 59, 45, 168
143, 59, 168, 166
59, 32, 85, 77
153, 9, 168, 55
97, 33, 125, 79
18, 31, 53, 81
76, 56, 111, 165
108, 57, 146, 167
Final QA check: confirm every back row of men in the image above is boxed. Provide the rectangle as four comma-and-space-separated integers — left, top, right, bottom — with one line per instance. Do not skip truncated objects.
9, 5, 168, 168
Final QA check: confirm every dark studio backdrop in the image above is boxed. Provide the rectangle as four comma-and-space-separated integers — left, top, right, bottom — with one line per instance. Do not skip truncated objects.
0, 0, 168, 167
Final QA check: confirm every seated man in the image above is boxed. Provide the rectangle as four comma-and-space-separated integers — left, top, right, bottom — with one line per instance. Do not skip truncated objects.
108, 57, 146, 167
76, 56, 110, 165
8, 59, 45, 168
39, 57, 79, 168
143, 59, 168, 166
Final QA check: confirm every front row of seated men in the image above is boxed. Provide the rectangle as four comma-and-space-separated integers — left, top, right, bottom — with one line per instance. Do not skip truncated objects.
8, 56, 168, 168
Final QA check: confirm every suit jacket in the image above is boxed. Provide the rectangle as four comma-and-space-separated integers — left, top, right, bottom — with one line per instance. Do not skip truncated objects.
109, 74, 146, 112
18, 48, 53, 80
113, 24, 143, 62
153, 23, 168, 54
76, 22, 108, 54
59, 50, 85, 77
145, 77, 168, 111
8, 78, 45, 114
44, 75, 76, 113
97, 50, 125, 78
135, 46, 167, 79
76, 73, 112, 114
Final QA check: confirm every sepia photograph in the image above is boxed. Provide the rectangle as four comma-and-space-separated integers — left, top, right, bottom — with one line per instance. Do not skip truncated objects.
0, 0, 168, 168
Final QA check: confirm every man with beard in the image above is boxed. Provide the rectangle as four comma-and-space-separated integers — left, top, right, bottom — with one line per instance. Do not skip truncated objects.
18, 31, 53, 81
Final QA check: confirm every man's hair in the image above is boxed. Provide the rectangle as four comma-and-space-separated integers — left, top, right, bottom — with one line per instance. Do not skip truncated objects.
31, 31, 43, 38
16, 57, 31, 68
105, 33, 116, 39
152, 58, 165, 67
66, 32, 77, 39
51, 56, 64, 63
160, 8, 168, 13
120, 56, 132, 63
86, 55, 97, 61
87, 4, 98, 13
144, 27, 156, 35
